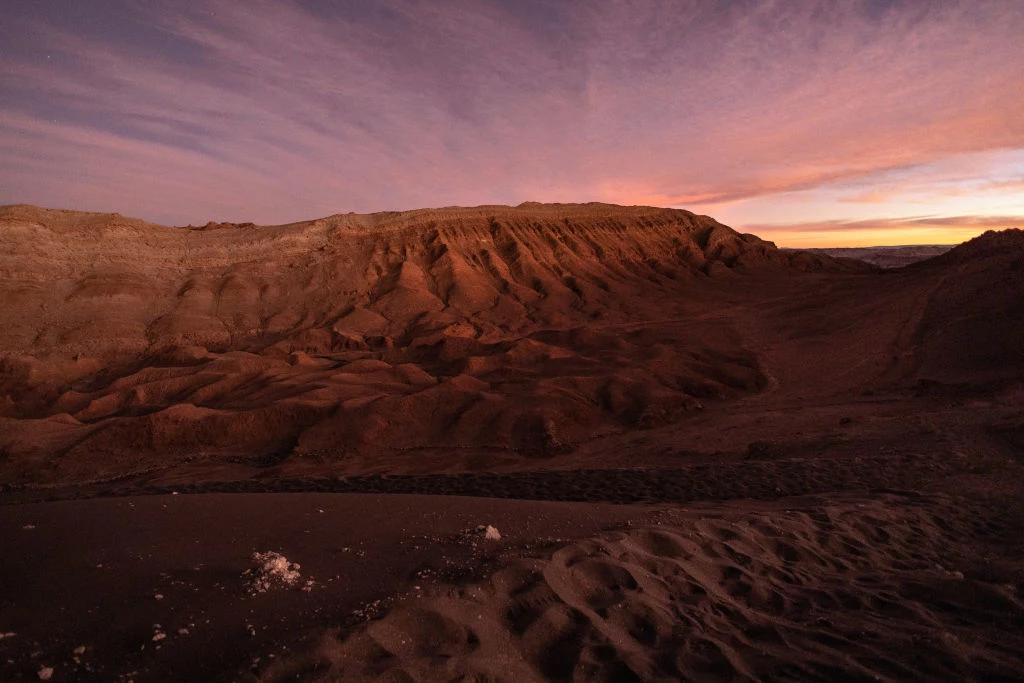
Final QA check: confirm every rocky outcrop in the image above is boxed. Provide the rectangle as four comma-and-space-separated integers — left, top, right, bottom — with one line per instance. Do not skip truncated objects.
0, 202, 870, 483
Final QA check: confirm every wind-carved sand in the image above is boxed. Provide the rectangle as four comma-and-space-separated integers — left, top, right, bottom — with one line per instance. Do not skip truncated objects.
0, 204, 1022, 681
264, 494, 1023, 682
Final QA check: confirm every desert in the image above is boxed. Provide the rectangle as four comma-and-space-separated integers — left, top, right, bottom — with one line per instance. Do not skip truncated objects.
5, 0, 1024, 679
0, 202, 1022, 681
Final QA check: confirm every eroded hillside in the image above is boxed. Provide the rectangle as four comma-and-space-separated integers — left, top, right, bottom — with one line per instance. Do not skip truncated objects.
3, 204, 1019, 489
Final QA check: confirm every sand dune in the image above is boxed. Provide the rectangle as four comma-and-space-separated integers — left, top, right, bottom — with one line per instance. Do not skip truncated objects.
263, 493, 1023, 682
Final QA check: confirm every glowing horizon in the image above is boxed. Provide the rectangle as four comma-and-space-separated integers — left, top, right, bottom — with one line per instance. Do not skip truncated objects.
1, 1, 1022, 248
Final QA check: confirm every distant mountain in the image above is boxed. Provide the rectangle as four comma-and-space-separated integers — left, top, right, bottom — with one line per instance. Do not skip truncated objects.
786, 245, 954, 268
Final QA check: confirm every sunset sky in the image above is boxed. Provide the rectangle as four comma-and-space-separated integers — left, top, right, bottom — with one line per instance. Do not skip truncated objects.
1, 0, 1021, 247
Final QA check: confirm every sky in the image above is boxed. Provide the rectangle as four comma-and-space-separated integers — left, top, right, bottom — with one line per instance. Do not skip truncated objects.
1, 0, 1022, 247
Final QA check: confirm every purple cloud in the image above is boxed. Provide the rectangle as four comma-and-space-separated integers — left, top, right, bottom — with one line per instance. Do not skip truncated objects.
1, 0, 1022, 241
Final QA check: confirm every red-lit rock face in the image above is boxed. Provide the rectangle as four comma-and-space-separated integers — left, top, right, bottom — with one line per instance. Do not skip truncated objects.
1, 204, 1020, 486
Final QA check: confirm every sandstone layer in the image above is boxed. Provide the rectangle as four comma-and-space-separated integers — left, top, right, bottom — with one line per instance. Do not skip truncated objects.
0, 204, 1020, 489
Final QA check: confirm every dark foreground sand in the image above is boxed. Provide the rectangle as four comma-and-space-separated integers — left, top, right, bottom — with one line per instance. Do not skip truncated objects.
2, 486, 1023, 682
0, 493, 647, 682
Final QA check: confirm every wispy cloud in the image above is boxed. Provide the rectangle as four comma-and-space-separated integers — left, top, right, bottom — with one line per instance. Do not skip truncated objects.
748, 214, 1024, 247
0, 0, 1022, 236
757, 215, 1024, 233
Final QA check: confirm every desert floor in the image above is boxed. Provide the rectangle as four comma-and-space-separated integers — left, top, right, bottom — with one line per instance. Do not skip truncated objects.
2, 437, 1023, 682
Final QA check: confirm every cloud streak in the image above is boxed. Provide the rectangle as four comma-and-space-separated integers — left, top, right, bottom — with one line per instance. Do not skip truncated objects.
748, 214, 1024, 247
1, 0, 1022, 243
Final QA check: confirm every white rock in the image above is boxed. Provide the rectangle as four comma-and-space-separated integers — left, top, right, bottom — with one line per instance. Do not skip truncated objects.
247, 551, 302, 594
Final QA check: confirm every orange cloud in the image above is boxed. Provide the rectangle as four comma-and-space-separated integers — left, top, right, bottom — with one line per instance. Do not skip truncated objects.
746, 216, 1024, 248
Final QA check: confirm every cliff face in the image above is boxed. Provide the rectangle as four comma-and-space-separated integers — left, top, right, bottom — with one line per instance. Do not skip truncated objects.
0, 202, 859, 360
0, 202, 872, 483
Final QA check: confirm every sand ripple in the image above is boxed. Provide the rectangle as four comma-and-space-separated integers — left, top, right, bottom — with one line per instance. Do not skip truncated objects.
258, 493, 1024, 682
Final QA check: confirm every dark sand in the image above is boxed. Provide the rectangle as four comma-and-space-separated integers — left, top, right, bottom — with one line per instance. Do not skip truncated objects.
2, 484, 1022, 682
0, 493, 650, 681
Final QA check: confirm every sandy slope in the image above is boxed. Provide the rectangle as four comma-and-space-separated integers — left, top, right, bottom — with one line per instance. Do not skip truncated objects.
267, 492, 1024, 682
